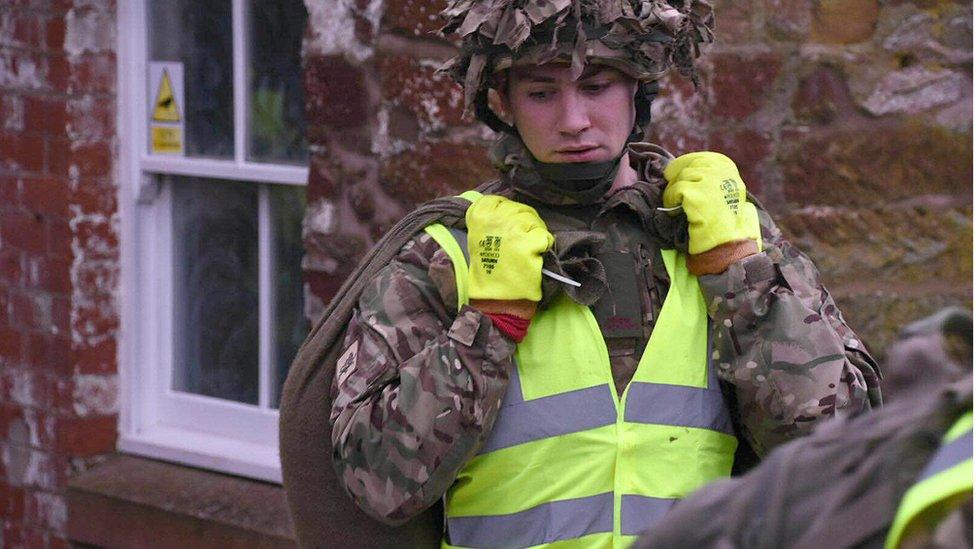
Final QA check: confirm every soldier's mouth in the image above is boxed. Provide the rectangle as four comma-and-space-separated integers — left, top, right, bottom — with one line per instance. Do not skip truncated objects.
555, 145, 601, 161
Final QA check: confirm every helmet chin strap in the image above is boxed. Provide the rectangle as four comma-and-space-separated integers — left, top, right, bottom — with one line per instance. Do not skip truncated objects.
531, 154, 623, 203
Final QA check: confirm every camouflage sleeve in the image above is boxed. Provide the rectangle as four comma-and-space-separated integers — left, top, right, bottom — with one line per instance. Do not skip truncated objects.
330, 231, 516, 525
699, 208, 882, 456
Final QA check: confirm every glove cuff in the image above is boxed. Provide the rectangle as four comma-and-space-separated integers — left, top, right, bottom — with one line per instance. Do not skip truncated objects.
687, 240, 759, 276
469, 299, 537, 320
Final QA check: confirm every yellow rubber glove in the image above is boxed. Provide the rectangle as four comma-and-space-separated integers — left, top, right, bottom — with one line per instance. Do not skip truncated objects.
663, 152, 762, 255
466, 195, 554, 302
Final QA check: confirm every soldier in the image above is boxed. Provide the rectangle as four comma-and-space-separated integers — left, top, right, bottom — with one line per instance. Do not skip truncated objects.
281, 1, 882, 547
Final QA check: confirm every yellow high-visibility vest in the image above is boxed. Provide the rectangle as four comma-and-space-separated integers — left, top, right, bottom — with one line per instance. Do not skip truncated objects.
423, 191, 738, 548
885, 411, 973, 549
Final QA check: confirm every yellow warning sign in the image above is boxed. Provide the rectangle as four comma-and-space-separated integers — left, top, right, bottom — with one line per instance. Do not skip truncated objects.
151, 126, 183, 154
152, 69, 181, 122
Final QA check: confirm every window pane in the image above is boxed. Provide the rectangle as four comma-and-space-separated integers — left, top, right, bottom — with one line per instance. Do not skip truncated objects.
171, 177, 259, 404
271, 184, 307, 408
248, 0, 309, 164
149, 0, 234, 158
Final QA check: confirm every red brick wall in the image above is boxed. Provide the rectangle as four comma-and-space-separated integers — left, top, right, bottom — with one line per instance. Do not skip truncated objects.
301, 0, 973, 356
0, 1, 118, 546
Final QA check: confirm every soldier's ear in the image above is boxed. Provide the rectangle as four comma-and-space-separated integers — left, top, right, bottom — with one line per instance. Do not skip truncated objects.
488, 71, 513, 124
488, 87, 513, 125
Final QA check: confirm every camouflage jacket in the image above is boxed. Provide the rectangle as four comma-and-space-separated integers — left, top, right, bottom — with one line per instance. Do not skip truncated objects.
330, 181, 881, 525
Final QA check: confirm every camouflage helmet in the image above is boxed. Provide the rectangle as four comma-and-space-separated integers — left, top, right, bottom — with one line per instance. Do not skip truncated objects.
439, 0, 715, 133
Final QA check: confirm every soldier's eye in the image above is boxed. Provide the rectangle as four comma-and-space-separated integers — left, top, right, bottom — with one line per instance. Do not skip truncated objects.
582, 82, 610, 94
526, 89, 554, 101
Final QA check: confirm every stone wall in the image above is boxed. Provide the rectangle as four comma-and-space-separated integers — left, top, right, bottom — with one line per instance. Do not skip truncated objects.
0, 0, 119, 546
301, 0, 973, 359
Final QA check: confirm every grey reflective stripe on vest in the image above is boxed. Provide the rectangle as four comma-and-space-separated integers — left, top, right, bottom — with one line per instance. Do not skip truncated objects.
449, 227, 469, 263
480, 378, 732, 454
478, 381, 617, 454
625, 382, 734, 435
620, 495, 676, 536
919, 429, 973, 482
447, 493, 614, 547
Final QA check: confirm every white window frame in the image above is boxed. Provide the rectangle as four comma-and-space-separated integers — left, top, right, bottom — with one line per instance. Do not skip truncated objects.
117, 0, 308, 482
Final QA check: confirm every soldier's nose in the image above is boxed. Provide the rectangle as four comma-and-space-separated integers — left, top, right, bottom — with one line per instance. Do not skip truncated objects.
557, 93, 591, 136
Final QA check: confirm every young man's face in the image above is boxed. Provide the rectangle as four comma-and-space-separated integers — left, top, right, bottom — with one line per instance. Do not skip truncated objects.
502, 63, 638, 164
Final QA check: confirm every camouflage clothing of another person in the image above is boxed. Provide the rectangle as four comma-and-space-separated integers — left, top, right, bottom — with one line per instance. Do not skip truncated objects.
633, 309, 972, 549
330, 143, 882, 524
881, 307, 971, 404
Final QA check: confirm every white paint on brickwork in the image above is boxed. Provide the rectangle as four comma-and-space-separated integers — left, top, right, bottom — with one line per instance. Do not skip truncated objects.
19, 408, 56, 449
385, 60, 465, 141
879, 6, 972, 66
65, 4, 116, 58
373, 106, 392, 154
24, 449, 59, 490
1, 438, 30, 486
31, 491, 67, 533
67, 165, 81, 191
1, 94, 24, 131
934, 92, 973, 133
69, 205, 118, 258
303, 198, 337, 236
26, 257, 48, 291
363, 0, 385, 39
858, 66, 968, 116
2, 443, 59, 491
793, 205, 842, 218
36, 294, 56, 335
332, 142, 375, 172
396, 0, 440, 36
0, 11, 15, 47
371, 106, 412, 157
881, 11, 936, 53
68, 205, 119, 346
0, 54, 42, 89
304, 0, 384, 62
68, 264, 118, 345
66, 96, 105, 142
648, 72, 708, 152
72, 374, 119, 417
421, 59, 464, 118
420, 96, 444, 132
8, 369, 42, 408
372, 57, 466, 154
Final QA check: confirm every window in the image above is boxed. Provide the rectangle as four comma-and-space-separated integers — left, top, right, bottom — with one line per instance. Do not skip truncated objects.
118, 0, 309, 482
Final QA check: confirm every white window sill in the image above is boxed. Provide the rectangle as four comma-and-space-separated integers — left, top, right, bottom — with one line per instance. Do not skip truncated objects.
119, 425, 282, 483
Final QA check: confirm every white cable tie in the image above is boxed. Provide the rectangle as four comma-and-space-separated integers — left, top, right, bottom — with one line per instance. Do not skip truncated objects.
656, 205, 683, 212
542, 268, 582, 288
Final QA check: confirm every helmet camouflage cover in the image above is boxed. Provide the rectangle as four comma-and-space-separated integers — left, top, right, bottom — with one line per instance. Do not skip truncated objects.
439, 0, 715, 118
